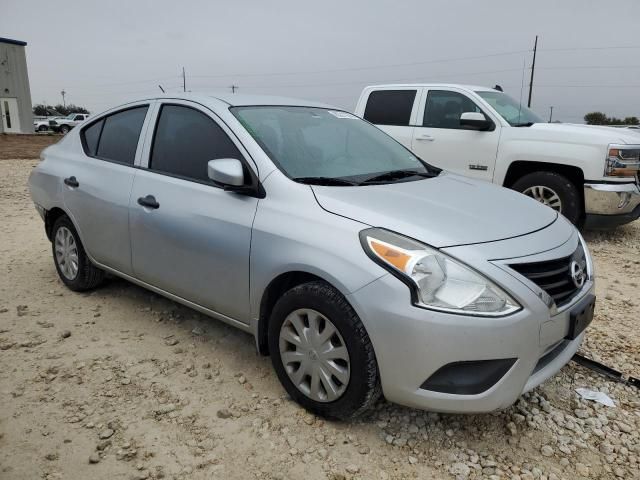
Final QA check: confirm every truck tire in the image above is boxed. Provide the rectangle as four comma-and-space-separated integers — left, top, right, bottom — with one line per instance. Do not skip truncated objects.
60, 124, 70, 134
511, 171, 581, 224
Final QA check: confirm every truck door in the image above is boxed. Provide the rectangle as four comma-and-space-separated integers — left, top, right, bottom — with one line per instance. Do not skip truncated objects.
411, 89, 500, 182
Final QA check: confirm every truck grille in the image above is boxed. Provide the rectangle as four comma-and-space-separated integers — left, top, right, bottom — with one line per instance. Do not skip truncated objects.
509, 244, 587, 307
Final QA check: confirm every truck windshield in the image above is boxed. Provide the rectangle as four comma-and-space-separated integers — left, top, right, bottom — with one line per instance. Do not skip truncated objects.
476, 91, 542, 126
231, 106, 438, 185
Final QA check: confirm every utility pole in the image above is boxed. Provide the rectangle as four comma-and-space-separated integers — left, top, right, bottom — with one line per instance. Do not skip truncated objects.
60, 89, 66, 108
527, 35, 538, 108
548, 106, 554, 123
230, 85, 238, 93
182, 67, 186, 92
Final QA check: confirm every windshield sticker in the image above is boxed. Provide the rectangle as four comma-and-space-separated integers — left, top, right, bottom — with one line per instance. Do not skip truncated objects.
328, 110, 357, 119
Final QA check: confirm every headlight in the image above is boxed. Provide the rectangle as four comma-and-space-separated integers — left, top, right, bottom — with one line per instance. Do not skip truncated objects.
605, 145, 640, 177
360, 228, 521, 317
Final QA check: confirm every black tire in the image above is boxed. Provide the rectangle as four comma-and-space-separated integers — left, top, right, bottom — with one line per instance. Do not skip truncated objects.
511, 171, 582, 224
38, 125, 48, 132
51, 215, 104, 291
59, 124, 70, 134
268, 281, 381, 420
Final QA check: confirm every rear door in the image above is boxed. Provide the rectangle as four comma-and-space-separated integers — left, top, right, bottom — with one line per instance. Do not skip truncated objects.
360, 88, 421, 149
411, 88, 501, 181
63, 103, 152, 274
129, 100, 258, 323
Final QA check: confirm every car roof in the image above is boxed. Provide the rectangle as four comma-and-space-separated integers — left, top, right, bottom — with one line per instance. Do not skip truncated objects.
126, 92, 336, 109
364, 83, 494, 92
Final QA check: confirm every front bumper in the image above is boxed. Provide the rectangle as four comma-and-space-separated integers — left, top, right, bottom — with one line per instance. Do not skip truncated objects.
348, 228, 594, 413
584, 182, 640, 229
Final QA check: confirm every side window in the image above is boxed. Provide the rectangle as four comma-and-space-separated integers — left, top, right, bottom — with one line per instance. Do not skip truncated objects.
423, 90, 482, 129
149, 105, 243, 183
95, 106, 148, 164
75, 115, 84, 121
363, 90, 416, 126
82, 119, 103, 156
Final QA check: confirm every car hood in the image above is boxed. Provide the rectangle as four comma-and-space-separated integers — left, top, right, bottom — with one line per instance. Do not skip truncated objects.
312, 173, 558, 248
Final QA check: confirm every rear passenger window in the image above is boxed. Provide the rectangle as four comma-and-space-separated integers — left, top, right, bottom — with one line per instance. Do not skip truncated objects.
82, 119, 103, 156
149, 105, 243, 183
96, 107, 148, 165
363, 90, 416, 126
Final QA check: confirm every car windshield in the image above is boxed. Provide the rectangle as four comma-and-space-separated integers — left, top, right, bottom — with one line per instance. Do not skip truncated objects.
231, 106, 437, 184
66, 113, 77, 119
475, 91, 542, 126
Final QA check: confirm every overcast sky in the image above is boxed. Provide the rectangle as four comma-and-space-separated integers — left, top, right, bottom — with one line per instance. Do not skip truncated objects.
2, 0, 639, 122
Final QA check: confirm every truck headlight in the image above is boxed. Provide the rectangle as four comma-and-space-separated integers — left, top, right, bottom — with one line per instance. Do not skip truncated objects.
360, 228, 521, 317
605, 145, 640, 177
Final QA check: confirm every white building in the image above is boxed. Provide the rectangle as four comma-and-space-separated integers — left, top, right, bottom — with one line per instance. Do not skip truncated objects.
0, 37, 34, 133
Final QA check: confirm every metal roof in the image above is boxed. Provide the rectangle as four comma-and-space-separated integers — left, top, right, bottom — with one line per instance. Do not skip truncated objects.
0, 37, 27, 46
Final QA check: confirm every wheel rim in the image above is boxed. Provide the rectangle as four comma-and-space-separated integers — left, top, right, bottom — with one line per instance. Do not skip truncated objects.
54, 226, 79, 280
279, 308, 350, 403
522, 185, 562, 211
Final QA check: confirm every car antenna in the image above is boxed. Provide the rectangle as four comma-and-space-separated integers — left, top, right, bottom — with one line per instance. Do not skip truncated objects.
493, 84, 503, 92
158, 85, 165, 93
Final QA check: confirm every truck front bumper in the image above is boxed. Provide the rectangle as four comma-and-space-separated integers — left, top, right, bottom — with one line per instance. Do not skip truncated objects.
584, 182, 640, 229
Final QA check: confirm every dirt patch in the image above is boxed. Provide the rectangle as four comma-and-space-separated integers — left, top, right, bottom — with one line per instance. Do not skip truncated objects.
0, 134, 61, 159
0, 158, 638, 480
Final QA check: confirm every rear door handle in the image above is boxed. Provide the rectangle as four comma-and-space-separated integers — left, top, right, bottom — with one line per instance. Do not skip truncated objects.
64, 176, 79, 187
137, 195, 160, 210
416, 135, 435, 142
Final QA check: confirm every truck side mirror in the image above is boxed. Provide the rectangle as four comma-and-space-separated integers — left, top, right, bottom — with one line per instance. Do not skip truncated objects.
460, 112, 492, 131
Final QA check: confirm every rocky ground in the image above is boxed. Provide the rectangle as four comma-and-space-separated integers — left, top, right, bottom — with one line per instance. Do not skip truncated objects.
0, 156, 638, 480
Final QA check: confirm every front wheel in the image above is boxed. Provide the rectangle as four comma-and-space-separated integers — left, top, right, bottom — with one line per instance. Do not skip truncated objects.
59, 125, 70, 134
511, 171, 581, 224
268, 281, 381, 419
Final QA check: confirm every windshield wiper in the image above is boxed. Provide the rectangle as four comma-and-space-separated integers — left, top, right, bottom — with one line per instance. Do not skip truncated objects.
293, 176, 359, 186
361, 169, 435, 184
513, 122, 535, 127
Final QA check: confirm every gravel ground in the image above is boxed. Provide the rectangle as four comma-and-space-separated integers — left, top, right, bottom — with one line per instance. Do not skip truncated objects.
0, 157, 638, 480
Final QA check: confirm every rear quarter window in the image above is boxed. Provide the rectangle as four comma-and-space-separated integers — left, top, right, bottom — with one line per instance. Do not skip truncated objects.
363, 90, 416, 126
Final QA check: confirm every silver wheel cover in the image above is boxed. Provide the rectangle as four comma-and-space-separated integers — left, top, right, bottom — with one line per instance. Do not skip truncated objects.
522, 185, 562, 211
279, 308, 350, 402
54, 226, 79, 280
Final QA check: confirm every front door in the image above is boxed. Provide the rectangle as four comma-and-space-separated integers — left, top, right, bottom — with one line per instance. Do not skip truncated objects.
411, 89, 501, 182
129, 102, 258, 323
0, 98, 21, 133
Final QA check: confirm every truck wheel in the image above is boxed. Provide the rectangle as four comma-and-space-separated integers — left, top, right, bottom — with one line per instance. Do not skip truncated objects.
60, 125, 70, 134
511, 171, 581, 224
268, 281, 381, 419
38, 125, 48, 132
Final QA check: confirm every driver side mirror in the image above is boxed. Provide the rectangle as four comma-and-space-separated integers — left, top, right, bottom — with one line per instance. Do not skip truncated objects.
207, 158, 245, 187
460, 112, 492, 131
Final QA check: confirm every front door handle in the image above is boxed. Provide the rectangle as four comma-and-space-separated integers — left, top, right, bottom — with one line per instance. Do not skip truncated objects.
64, 176, 79, 187
416, 134, 435, 142
137, 195, 160, 209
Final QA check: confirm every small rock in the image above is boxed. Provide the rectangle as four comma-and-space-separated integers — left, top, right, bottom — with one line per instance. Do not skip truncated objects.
358, 445, 370, 455
541, 445, 554, 457
155, 403, 176, 415
60, 330, 71, 339
164, 338, 179, 346
237, 375, 247, 385
191, 326, 204, 336
217, 408, 232, 419
346, 464, 360, 474
575, 463, 589, 476
98, 428, 114, 439
45, 453, 59, 461
574, 409, 590, 419
89, 454, 101, 464
408, 456, 418, 465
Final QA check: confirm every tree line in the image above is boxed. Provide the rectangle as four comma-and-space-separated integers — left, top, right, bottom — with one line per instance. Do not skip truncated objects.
584, 112, 639, 126
33, 104, 89, 116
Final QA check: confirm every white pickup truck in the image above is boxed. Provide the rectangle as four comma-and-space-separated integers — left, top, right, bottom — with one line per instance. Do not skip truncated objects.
354, 84, 640, 228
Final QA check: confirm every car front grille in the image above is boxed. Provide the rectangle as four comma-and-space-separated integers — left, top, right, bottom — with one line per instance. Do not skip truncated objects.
509, 244, 587, 308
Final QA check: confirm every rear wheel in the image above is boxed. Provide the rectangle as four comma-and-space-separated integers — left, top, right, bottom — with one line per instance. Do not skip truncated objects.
268, 281, 381, 419
51, 215, 104, 291
38, 125, 48, 132
511, 171, 581, 224
59, 124, 70, 134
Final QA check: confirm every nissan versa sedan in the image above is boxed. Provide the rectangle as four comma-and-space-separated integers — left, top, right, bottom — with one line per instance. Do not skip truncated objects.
28, 93, 595, 419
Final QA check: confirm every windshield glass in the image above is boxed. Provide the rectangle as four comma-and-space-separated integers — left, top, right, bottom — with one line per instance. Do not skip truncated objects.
476, 91, 542, 126
231, 106, 436, 183
66, 113, 77, 119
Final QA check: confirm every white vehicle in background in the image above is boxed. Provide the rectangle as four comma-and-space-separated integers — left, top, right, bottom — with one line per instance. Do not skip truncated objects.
33, 117, 52, 132
355, 84, 640, 228
48, 112, 90, 134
